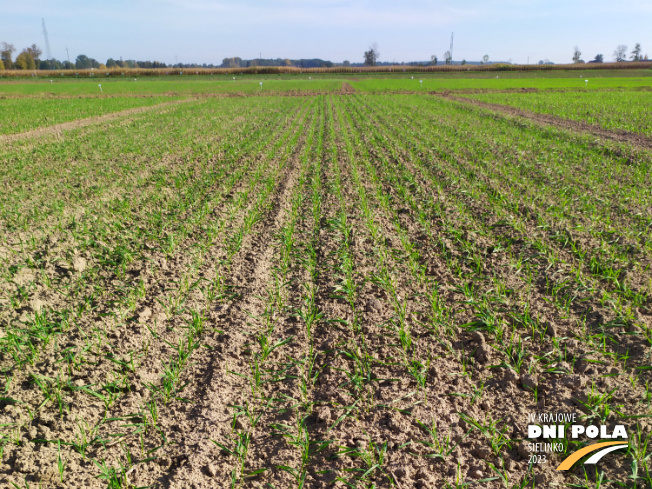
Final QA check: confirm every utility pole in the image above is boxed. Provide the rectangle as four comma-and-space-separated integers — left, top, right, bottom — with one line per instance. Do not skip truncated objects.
450, 32, 454, 64
42, 18, 52, 60
66, 47, 70, 63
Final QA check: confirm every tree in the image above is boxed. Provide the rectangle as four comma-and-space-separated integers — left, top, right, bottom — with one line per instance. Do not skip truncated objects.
0, 59, 4, 71
591, 54, 604, 63
444, 50, 452, 65
39, 58, 63, 70
15, 51, 36, 70
461, 59, 466, 65
614, 45, 627, 62
482, 54, 489, 64
572, 46, 582, 63
221, 57, 242, 68
430, 55, 438, 66
25, 44, 42, 63
342, 60, 350, 67
106, 58, 117, 68
630, 43, 642, 61
75, 54, 99, 69
1, 42, 16, 69
363, 43, 379, 66
75, 54, 91, 69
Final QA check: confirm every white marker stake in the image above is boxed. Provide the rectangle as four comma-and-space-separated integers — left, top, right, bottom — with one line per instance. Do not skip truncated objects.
233, 77, 235, 82
259, 82, 263, 90
585, 79, 589, 88
50, 80, 53, 84
98, 84, 103, 92
419, 80, 423, 88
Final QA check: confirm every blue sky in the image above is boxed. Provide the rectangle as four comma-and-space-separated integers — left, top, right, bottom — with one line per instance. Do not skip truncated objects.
3, 1, 651, 65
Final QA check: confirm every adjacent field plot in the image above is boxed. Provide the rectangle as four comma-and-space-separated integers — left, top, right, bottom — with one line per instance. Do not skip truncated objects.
0, 91, 650, 489
350, 76, 652, 93
458, 89, 652, 136
0, 78, 343, 97
0, 97, 179, 135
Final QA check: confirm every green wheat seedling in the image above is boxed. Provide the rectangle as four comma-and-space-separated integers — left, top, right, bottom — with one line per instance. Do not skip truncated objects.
496, 330, 530, 374
56, 440, 69, 483
459, 412, 513, 456
211, 404, 268, 487
31, 372, 69, 415
407, 356, 430, 393
70, 418, 100, 457
576, 383, 621, 424
9, 480, 36, 489
487, 460, 535, 489
413, 418, 471, 460
93, 458, 128, 489
276, 414, 314, 488
332, 438, 393, 487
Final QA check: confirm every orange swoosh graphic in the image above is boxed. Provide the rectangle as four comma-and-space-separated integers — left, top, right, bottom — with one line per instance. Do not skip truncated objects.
557, 441, 628, 471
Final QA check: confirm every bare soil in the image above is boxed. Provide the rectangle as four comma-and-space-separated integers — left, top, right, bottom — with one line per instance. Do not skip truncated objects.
341, 83, 356, 94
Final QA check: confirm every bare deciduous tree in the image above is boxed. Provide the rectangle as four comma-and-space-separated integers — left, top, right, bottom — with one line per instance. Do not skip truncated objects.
613, 45, 627, 62
363, 43, 379, 66
572, 46, 582, 63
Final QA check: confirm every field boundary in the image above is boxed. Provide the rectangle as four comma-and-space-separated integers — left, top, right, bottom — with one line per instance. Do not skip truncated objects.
0, 98, 193, 143
436, 92, 652, 150
1, 61, 651, 77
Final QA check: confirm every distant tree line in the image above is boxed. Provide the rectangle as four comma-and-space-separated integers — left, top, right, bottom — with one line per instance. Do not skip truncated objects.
1, 39, 650, 72
570, 43, 647, 64
220, 57, 334, 69
0, 41, 174, 71
0, 41, 340, 71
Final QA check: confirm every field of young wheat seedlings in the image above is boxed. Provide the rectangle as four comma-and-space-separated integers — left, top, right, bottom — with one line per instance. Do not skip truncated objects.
348, 75, 652, 93
457, 90, 652, 136
0, 77, 343, 98
0, 76, 651, 489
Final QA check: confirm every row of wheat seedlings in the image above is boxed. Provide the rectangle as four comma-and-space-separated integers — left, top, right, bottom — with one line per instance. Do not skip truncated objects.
0, 98, 314, 487
341, 93, 651, 486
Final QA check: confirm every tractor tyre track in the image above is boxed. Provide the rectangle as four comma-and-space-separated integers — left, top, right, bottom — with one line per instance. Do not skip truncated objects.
0, 99, 193, 144
435, 92, 652, 150
156, 105, 313, 489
